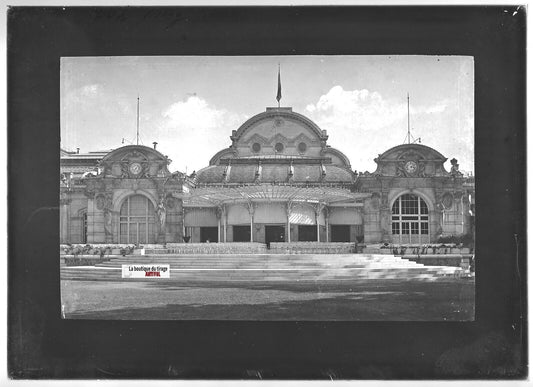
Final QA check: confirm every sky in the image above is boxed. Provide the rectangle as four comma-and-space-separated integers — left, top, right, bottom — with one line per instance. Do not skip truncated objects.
61, 56, 474, 174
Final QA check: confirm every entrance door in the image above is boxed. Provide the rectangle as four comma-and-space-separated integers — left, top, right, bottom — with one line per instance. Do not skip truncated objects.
331, 225, 350, 242
391, 194, 430, 244
119, 195, 156, 245
200, 226, 218, 243
265, 225, 285, 247
233, 225, 251, 242
298, 225, 317, 242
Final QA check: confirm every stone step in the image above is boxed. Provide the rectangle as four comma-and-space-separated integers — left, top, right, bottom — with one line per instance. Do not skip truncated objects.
61, 253, 466, 282
61, 267, 463, 281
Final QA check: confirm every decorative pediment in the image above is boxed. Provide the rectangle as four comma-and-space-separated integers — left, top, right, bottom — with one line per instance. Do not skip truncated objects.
271, 133, 290, 145
291, 133, 317, 145
397, 149, 426, 162
99, 145, 170, 179
370, 144, 449, 178
395, 160, 427, 177
243, 133, 270, 145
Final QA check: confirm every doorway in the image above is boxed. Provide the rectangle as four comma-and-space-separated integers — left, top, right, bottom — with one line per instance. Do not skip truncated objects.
331, 225, 350, 242
233, 225, 251, 242
200, 227, 218, 243
298, 225, 317, 242
265, 225, 285, 247
119, 195, 156, 244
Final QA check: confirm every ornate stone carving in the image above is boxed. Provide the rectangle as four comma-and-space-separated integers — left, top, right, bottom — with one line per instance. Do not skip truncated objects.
166, 196, 177, 210
102, 194, 113, 236
156, 196, 166, 230
396, 160, 426, 177
95, 194, 106, 210
450, 158, 463, 177
60, 191, 71, 205
441, 192, 454, 209
370, 192, 381, 211
84, 179, 105, 198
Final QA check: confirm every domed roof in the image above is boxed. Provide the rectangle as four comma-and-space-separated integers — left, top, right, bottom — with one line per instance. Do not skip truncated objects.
196, 161, 354, 185
208, 107, 351, 169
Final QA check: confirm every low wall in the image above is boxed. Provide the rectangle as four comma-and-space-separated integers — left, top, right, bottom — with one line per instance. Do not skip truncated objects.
403, 254, 473, 269
148, 242, 268, 255
60, 244, 145, 256
363, 246, 472, 255
63, 255, 112, 266
270, 242, 356, 254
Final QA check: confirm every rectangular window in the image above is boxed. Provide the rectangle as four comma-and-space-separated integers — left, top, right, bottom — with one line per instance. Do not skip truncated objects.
392, 223, 400, 234
411, 222, 419, 234
401, 222, 409, 234
421, 223, 429, 235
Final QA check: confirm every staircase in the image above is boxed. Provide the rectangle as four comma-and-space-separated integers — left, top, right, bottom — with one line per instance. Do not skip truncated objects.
61, 253, 466, 282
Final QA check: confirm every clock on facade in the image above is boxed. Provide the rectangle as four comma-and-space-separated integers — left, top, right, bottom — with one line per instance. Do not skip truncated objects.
404, 160, 418, 174
129, 162, 142, 175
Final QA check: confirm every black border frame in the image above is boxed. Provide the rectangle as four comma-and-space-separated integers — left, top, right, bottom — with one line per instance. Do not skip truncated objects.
7, 6, 527, 379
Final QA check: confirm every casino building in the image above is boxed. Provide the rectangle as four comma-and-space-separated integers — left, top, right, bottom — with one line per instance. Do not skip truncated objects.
60, 106, 475, 247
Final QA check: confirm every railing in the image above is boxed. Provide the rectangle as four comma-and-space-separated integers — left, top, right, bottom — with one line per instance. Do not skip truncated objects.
269, 242, 356, 254
148, 242, 268, 255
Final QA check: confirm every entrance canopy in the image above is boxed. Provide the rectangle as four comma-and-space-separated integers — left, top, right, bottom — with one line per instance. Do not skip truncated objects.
180, 184, 370, 207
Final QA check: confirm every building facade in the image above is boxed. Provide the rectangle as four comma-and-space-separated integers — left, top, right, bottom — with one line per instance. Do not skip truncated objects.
60, 106, 475, 246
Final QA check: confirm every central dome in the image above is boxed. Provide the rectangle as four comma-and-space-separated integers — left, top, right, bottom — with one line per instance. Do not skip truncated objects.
206, 107, 352, 169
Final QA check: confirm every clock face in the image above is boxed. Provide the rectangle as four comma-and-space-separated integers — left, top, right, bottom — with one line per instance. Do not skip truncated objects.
129, 162, 142, 175
405, 161, 418, 174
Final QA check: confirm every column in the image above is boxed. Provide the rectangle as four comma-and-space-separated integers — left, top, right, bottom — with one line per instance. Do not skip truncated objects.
315, 206, 321, 242
182, 207, 186, 242
324, 207, 330, 242
248, 203, 255, 242
216, 206, 222, 243
223, 205, 227, 243
286, 202, 292, 243
60, 193, 71, 243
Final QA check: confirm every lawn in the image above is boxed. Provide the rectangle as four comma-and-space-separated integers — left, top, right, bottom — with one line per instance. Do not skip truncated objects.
61, 278, 475, 321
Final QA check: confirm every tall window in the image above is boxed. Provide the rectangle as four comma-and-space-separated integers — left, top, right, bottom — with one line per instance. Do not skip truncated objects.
119, 195, 156, 244
391, 194, 429, 244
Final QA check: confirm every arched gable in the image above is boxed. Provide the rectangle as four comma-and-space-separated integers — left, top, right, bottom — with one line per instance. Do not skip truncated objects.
100, 145, 171, 178
371, 144, 449, 177
231, 108, 328, 144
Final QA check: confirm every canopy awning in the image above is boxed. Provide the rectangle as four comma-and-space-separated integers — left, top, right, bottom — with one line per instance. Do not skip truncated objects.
178, 184, 370, 207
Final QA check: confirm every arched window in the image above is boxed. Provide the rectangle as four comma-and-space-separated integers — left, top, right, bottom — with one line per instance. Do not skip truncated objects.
119, 195, 156, 245
391, 194, 430, 244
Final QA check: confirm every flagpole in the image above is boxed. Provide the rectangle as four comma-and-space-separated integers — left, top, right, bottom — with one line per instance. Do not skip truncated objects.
277, 63, 281, 108
136, 95, 140, 145
407, 93, 410, 144
278, 64, 280, 107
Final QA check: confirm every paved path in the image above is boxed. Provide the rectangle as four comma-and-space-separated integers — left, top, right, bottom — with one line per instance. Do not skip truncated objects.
61, 278, 475, 321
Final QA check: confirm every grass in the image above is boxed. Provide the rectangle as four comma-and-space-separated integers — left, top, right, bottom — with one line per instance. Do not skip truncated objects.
61, 278, 475, 321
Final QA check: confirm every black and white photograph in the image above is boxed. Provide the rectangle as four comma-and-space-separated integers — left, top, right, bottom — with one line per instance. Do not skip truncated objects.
8, 6, 526, 380
59, 55, 475, 321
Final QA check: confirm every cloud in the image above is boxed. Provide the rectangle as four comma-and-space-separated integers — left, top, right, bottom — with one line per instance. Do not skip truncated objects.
303, 86, 467, 173
305, 86, 405, 132
163, 96, 230, 131
155, 96, 247, 172
306, 86, 450, 133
